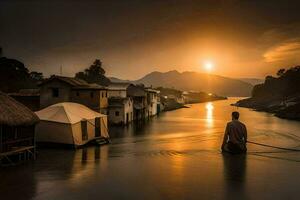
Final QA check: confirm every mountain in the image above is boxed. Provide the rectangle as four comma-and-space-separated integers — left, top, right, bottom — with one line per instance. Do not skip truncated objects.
135, 70, 253, 96
110, 70, 253, 96
109, 77, 131, 83
239, 78, 264, 86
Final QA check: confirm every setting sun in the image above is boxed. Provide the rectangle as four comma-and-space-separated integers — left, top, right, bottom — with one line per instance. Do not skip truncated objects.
203, 61, 214, 72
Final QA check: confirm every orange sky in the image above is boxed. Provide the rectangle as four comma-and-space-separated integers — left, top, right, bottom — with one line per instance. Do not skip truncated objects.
1, 0, 300, 79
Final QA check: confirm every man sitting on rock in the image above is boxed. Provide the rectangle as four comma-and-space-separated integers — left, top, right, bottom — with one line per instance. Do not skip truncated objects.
222, 111, 247, 154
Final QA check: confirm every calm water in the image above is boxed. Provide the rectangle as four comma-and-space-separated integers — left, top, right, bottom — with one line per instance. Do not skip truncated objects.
1, 98, 300, 200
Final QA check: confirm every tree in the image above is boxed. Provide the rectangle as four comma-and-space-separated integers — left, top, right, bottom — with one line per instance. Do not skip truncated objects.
276, 68, 285, 77
75, 59, 111, 86
30, 71, 44, 82
0, 57, 38, 92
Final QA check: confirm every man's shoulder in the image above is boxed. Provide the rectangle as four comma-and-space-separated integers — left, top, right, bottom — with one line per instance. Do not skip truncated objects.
227, 121, 234, 127
228, 120, 246, 127
238, 121, 246, 127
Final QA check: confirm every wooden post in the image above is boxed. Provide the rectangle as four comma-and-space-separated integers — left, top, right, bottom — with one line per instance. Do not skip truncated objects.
0, 125, 2, 153
0, 125, 2, 165
32, 125, 36, 160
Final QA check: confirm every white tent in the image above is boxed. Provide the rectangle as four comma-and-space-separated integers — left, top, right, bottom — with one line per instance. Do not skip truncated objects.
35, 102, 109, 147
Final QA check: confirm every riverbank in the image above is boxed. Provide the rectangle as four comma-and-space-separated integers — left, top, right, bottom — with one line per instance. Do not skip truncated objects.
234, 95, 300, 121
234, 66, 300, 121
163, 96, 227, 111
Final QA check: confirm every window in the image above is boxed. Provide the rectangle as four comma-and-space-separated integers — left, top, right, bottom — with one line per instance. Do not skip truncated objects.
90, 92, 94, 98
115, 111, 119, 116
52, 88, 59, 97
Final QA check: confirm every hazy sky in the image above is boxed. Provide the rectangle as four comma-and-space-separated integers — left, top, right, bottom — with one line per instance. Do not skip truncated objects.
1, 0, 300, 79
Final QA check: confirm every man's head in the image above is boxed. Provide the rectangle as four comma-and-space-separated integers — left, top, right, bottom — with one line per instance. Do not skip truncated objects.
232, 111, 240, 120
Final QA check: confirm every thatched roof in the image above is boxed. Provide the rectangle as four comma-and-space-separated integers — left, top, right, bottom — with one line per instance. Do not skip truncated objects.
0, 91, 39, 126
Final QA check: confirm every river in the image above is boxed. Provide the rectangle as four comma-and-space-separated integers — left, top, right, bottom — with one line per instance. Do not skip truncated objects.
1, 98, 300, 200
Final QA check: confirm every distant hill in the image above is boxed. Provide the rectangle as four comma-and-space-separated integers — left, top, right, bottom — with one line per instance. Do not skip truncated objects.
239, 78, 264, 86
109, 77, 131, 83
110, 70, 253, 96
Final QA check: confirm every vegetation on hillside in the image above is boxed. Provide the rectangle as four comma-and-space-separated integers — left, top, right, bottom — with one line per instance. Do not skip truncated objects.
0, 56, 43, 93
251, 66, 300, 98
236, 66, 300, 120
75, 59, 111, 86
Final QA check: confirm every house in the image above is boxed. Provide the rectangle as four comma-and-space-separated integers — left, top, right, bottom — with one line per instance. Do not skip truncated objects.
0, 91, 39, 165
127, 85, 148, 120
35, 102, 109, 148
108, 97, 133, 125
107, 82, 134, 98
107, 82, 139, 124
39, 76, 108, 114
9, 89, 40, 111
145, 88, 160, 116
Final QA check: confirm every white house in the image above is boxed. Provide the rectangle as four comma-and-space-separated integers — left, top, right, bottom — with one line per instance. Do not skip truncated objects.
108, 97, 133, 125
107, 82, 134, 98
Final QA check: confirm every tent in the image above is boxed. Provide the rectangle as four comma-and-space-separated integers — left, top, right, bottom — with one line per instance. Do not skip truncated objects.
35, 102, 109, 147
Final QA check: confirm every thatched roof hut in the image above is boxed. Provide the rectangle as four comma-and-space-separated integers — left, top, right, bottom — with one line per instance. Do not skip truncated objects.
0, 91, 39, 126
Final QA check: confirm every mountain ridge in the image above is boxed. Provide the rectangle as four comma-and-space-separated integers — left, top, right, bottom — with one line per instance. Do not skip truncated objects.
109, 70, 253, 96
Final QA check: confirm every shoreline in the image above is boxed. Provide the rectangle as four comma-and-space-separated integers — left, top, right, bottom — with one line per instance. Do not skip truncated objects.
163, 97, 227, 112
233, 97, 300, 121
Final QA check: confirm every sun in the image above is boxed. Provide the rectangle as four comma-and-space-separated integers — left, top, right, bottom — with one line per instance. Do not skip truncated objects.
203, 61, 214, 72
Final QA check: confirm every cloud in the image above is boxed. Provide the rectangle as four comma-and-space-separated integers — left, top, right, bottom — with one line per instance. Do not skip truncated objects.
263, 39, 300, 62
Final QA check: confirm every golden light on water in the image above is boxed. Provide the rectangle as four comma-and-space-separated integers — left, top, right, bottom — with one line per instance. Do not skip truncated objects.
205, 102, 214, 127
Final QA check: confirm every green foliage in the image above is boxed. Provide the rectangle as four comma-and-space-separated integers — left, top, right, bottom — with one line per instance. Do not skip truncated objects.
75, 59, 110, 86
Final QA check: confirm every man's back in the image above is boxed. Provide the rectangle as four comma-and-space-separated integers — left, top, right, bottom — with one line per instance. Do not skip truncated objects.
226, 120, 247, 145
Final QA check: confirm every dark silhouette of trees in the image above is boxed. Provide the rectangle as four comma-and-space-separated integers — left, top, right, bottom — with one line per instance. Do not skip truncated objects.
0, 57, 39, 92
276, 68, 285, 77
252, 66, 300, 98
0, 48, 44, 92
30, 71, 44, 82
75, 59, 110, 86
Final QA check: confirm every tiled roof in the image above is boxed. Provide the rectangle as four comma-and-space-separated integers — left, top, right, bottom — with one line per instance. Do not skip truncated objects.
40, 76, 107, 89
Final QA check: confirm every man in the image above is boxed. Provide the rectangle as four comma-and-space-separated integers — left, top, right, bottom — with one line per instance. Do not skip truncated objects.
222, 111, 247, 154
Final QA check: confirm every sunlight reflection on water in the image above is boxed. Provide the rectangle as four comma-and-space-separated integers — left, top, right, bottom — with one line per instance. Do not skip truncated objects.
2, 98, 300, 200
205, 102, 214, 128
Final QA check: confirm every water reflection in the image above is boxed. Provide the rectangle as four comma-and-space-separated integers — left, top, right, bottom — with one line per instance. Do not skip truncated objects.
2, 98, 300, 199
0, 165, 37, 200
222, 154, 247, 199
70, 146, 109, 183
205, 102, 214, 128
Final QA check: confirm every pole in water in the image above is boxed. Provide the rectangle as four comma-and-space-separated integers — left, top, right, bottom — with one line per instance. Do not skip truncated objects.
247, 141, 300, 152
